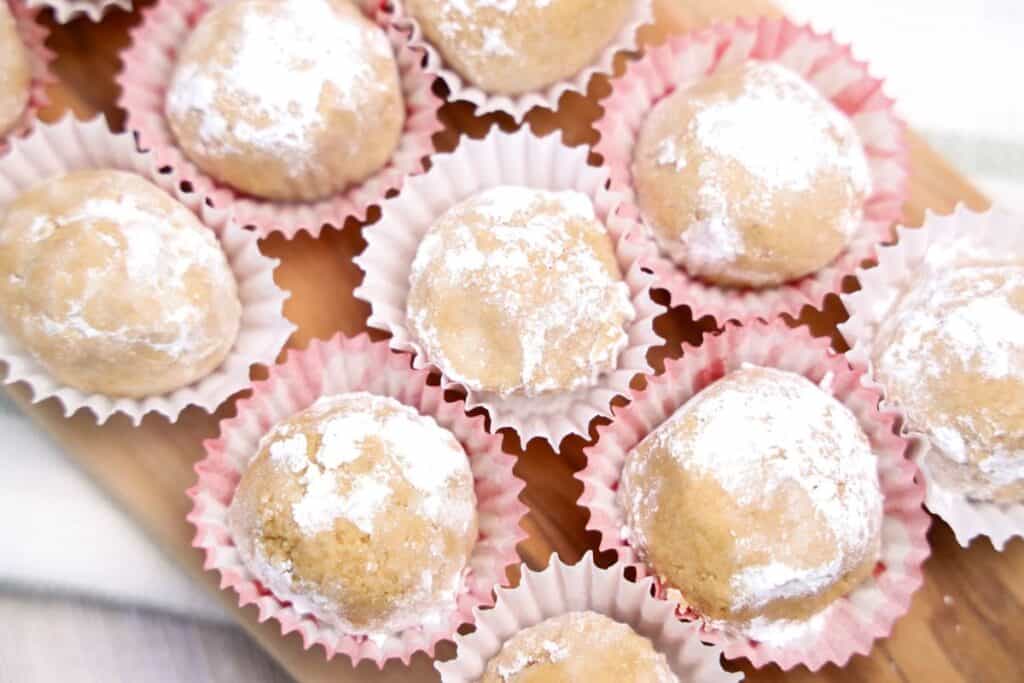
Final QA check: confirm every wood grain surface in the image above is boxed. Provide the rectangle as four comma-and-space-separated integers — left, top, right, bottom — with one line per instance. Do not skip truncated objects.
7, 1, 1023, 682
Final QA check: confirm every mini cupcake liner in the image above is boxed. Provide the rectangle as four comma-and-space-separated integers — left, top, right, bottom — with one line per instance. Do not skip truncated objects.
353, 128, 664, 448
0, 116, 295, 425
117, 0, 444, 239
436, 552, 742, 683
593, 17, 909, 324
839, 205, 1024, 551
25, 0, 131, 23
2, 1, 56, 154
576, 320, 930, 670
387, 0, 653, 122
187, 334, 528, 667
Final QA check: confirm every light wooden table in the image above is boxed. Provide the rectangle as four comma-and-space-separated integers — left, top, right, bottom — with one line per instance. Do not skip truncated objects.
7, 1, 1023, 682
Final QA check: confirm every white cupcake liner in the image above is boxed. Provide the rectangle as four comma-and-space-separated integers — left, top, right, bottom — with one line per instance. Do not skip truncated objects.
188, 334, 528, 666
436, 552, 742, 683
387, 0, 653, 122
593, 17, 909, 324
353, 128, 663, 448
839, 204, 1024, 550
0, 116, 295, 425
25, 0, 131, 22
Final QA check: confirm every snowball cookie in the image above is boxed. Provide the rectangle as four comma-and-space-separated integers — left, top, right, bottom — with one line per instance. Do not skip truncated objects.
406, 0, 633, 95
619, 366, 883, 644
228, 392, 479, 636
482, 611, 678, 683
0, 169, 241, 397
633, 61, 871, 288
165, 0, 404, 202
406, 186, 635, 398
873, 266, 1024, 503
0, 1, 31, 137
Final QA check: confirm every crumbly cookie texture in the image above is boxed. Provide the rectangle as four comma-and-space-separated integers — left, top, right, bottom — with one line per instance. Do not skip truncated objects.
166, 0, 404, 201
0, 2, 31, 137
407, 0, 633, 95
0, 169, 240, 397
633, 61, 871, 288
482, 611, 678, 683
406, 186, 635, 398
619, 366, 883, 646
228, 392, 478, 638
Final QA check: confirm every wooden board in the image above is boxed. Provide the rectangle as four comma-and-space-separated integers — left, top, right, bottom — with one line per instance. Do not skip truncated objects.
9, 1, 1023, 681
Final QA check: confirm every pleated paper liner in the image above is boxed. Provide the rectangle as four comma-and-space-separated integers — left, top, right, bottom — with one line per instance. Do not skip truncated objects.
593, 17, 909, 324
840, 205, 1024, 550
117, 0, 443, 238
25, 0, 131, 23
387, 0, 653, 122
576, 320, 930, 670
2, 1, 56, 154
354, 128, 664, 448
188, 334, 528, 667
0, 116, 295, 425
436, 553, 741, 683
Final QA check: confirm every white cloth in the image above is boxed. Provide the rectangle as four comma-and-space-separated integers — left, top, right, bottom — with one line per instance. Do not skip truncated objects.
1, 0, 1022, 619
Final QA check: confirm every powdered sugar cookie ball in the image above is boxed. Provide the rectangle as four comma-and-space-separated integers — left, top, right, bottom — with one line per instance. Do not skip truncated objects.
619, 366, 882, 645
633, 61, 871, 288
406, 0, 634, 95
482, 611, 677, 683
165, 0, 404, 201
228, 392, 478, 637
0, 169, 241, 397
0, 2, 31, 137
406, 186, 635, 398
873, 266, 1024, 503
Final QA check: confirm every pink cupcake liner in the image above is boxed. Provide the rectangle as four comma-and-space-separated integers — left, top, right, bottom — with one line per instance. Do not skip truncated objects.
593, 17, 909, 324
25, 0, 131, 22
353, 128, 664, 448
387, 0, 653, 122
116, 0, 444, 239
0, 116, 295, 425
840, 205, 1024, 551
1, 1, 56, 154
436, 552, 742, 683
188, 334, 529, 667
576, 320, 930, 670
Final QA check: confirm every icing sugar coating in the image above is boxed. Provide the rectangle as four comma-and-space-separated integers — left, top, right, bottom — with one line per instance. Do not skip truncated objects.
633, 61, 871, 288
0, 2, 31, 137
619, 365, 882, 645
0, 169, 241, 397
228, 392, 478, 638
406, 0, 633, 95
482, 611, 678, 683
165, 0, 404, 201
873, 265, 1024, 503
406, 186, 635, 398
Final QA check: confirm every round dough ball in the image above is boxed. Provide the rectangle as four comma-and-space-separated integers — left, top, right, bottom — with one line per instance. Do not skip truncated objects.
0, 169, 241, 397
482, 612, 677, 683
406, 0, 633, 95
228, 392, 478, 636
165, 0, 404, 202
0, 2, 31, 137
407, 186, 635, 398
873, 266, 1024, 503
633, 61, 871, 288
619, 366, 882, 643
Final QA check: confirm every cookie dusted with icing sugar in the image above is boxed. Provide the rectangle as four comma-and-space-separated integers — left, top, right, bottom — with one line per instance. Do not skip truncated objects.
873, 265, 1024, 503
633, 61, 871, 288
406, 186, 635, 399
406, 0, 634, 95
0, 1, 31, 137
0, 169, 241, 397
482, 612, 678, 683
165, 0, 404, 201
228, 392, 478, 638
619, 366, 883, 646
